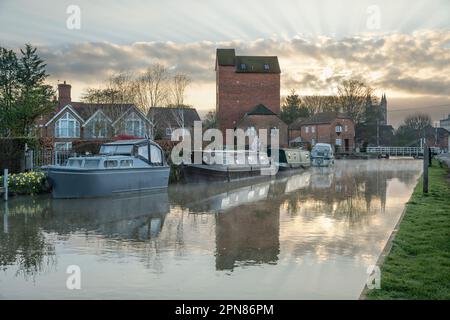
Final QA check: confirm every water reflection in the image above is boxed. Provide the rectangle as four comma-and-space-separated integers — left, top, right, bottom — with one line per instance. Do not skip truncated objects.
0, 160, 423, 299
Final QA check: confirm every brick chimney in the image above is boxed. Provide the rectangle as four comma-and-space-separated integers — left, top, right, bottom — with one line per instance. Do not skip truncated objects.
58, 81, 71, 110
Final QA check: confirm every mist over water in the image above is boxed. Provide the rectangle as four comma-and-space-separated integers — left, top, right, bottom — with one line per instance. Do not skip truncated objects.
0, 159, 422, 299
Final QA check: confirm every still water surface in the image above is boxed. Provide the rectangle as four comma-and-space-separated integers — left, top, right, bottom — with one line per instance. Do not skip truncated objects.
0, 160, 422, 299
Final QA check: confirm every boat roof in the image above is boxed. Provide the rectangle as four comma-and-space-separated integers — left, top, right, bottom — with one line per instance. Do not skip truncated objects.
103, 139, 149, 146
69, 155, 134, 160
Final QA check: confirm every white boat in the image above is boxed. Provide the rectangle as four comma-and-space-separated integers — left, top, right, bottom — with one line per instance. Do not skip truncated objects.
311, 143, 335, 167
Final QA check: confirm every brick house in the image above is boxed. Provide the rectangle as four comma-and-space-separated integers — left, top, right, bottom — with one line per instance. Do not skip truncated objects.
425, 127, 450, 151
289, 112, 355, 152
148, 106, 201, 140
215, 48, 283, 138
235, 104, 288, 147
40, 82, 150, 152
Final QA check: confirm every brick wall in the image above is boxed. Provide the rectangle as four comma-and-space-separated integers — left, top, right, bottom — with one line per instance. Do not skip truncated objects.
236, 114, 288, 147
289, 118, 355, 151
216, 65, 280, 132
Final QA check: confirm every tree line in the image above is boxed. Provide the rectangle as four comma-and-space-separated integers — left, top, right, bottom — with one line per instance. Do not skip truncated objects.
0, 44, 55, 137
81, 64, 192, 115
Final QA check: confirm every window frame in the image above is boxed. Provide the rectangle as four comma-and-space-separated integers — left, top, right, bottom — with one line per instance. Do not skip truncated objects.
55, 112, 80, 138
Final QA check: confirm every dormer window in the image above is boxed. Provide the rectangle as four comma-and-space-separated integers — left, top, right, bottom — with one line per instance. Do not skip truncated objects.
240, 63, 247, 70
264, 64, 270, 71
55, 112, 80, 138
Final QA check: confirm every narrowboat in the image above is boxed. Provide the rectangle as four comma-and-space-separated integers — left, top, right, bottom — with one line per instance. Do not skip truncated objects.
311, 143, 335, 167
182, 149, 273, 183
46, 139, 170, 198
272, 148, 311, 171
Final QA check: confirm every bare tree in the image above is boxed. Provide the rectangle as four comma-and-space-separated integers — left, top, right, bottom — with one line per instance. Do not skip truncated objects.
301, 95, 340, 115
170, 73, 191, 107
134, 64, 169, 112
404, 113, 432, 132
337, 79, 373, 124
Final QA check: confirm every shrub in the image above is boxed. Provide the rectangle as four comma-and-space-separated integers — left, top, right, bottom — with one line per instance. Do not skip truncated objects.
0, 171, 48, 195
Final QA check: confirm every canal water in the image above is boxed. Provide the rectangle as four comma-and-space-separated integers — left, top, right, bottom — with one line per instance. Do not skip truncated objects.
0, 159, 422, 299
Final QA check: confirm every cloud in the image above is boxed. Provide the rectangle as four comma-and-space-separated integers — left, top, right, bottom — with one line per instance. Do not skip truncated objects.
28, 30, 450, 99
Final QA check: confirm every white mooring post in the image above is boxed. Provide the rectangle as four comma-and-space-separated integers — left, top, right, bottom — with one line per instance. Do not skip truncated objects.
3, 168, 8, 201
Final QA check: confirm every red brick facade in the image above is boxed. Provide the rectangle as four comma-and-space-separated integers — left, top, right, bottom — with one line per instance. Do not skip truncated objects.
215, 49, 281, 133
290, 114, 355, 152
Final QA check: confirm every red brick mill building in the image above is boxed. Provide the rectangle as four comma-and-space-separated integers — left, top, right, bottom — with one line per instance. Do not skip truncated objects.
215, 49, 288, 146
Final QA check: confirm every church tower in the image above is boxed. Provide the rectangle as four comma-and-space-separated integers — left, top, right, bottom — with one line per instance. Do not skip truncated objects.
380, 93, 387, 125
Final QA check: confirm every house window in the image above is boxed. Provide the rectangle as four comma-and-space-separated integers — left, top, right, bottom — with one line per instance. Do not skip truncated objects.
336, 138, 342, 146
305, 126, 309, 133
87, 112, 109, 138
270, 127, 278, 137
166, 128, 173, 136
240, 63, 247, 70
55, 113, 80, 138
335, 125, 343, 133
344, 125, 348, 132
125, 112, 145, 137
264, 64, 270, 71
55, 142, 72, 151
311, 126, 315, 133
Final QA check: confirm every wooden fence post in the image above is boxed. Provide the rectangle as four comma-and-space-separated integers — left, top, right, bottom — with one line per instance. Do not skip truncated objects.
423, 145, 429, 194
3, 169, 8, 201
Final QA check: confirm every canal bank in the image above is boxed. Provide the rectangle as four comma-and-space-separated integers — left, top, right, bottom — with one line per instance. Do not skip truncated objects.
363, 160, 450, 299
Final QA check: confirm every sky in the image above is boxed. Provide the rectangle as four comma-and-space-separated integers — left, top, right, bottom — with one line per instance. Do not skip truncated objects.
1, 0, 449, 126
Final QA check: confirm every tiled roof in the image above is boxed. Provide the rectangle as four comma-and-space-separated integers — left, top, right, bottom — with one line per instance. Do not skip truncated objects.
216, 48, 281, 74
148, 107, 201, 128
246, 104, 277, 116
70, 103, 136, 122
290, 112, 352, 129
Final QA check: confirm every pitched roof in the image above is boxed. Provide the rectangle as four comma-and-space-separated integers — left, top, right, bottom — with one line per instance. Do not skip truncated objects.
246, 104, 277, 116
216, 48, 236, 66
216, 48, 281, 74
148, 107, 201, 128
290, 112, 352, 129
70, 103, 136, 122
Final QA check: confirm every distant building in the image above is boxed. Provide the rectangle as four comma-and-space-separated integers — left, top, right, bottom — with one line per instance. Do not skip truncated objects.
40, 82, 149, 152
235, 104, 288, 147
425, 126, 450, 151
439, 114, 450, 132
148, 106, 201, 140
365, 94, 388, 125
215, 48, 283, 138
289, 112, 355, 152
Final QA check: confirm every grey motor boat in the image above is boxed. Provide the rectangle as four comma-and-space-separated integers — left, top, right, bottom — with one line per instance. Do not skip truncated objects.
46, 139, 170, 198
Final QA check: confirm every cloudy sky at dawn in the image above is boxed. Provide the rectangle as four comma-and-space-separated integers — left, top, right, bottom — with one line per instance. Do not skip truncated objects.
1, 0, 449, 126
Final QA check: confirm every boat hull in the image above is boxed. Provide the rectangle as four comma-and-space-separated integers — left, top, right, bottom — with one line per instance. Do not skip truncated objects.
47, 166, 170, 198
311, 157, 334, 167
182, 164, 268, 183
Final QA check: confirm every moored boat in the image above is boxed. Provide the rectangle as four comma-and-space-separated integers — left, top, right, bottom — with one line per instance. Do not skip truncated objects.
46, 139, 170, 198
182, 149, 272, 183
311, 143, 335, 167
272, 148, 311, 171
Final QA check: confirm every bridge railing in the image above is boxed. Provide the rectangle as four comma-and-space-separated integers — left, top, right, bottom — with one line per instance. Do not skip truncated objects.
366, 146, 441, 156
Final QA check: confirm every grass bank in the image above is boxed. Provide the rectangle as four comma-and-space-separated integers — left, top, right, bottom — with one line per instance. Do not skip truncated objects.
366, 160, 450, 299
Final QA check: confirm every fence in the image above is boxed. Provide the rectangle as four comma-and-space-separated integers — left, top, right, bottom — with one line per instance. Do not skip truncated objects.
366, 146, 441, 157
24, 149, 73, 170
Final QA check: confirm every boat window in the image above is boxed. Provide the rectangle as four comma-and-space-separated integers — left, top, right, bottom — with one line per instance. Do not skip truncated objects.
99, 145, 132, 155
150, 145, 163, 165
104, 160, 118, 168
67, 159, 82, 167
115, 145, 133, 154
120, 159, 133, 167
84, 159, 100, 168
138, 145, 149, 160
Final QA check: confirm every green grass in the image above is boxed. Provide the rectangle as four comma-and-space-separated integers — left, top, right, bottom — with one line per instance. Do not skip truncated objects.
367, 160, 450, 300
